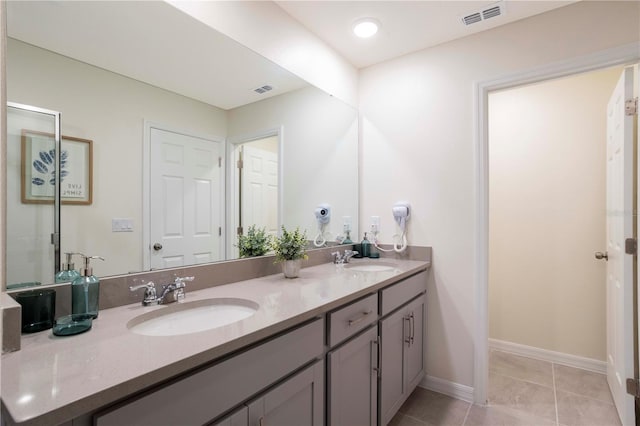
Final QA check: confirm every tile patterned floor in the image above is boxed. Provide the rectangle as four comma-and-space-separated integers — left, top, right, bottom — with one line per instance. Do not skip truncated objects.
389, 350, 622, 426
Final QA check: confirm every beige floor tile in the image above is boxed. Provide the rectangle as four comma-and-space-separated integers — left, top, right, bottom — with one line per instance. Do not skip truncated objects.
553, 364, 613, 404
489, 350, 554, 387
389, 412, 431, 426
556, 389, 621, 426
464, 404, 556, 426
398, 387, 471, 426
489, 372, 557, 422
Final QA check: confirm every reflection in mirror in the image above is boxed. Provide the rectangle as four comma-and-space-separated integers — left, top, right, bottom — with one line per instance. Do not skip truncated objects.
6, 1, 358, 284
6, 104, 61, 289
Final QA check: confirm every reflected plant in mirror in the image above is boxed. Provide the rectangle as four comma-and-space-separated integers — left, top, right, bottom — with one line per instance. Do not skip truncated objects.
236, 225, 272, 258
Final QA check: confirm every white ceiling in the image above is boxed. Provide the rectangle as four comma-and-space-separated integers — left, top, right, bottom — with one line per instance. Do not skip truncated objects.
6, 1, 308, 110
6, 1, 577, 109
276, 1, 576, 69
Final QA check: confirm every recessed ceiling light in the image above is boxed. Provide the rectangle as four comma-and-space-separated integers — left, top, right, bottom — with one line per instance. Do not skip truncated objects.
353, 18, 379, 38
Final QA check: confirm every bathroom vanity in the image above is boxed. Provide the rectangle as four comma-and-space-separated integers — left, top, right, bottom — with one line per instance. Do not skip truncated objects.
1, 256, 429, 426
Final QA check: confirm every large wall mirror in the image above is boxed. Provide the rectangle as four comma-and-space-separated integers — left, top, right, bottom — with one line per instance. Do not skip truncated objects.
5, 1, 358, 286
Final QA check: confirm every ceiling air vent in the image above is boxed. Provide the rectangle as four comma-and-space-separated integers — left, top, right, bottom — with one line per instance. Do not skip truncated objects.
462, 1, 505, 26
462, 13, 482, 26
254, 85, 273, 94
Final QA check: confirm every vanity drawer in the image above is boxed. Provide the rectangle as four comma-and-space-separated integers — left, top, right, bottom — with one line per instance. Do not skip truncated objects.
380, 271, 427, 316
328, 293, 378, 347
94, 318, 323, 426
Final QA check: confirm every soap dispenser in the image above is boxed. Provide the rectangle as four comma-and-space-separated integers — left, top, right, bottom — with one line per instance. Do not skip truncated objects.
71, 255, 104, 319
360, 232, 371, 258
55, 252, 80, 283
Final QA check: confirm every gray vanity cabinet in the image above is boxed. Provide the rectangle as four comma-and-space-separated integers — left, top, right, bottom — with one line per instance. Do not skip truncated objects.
247, 360, 324, 426
211, 407, 249, 426
327, 325, 379, 426
379, 295, 426, 425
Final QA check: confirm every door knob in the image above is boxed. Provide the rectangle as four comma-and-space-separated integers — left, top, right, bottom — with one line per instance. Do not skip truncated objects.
595, 251, 608, 261
153, 243, 163, 251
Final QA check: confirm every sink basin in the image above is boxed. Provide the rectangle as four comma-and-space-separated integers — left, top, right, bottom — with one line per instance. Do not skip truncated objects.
345, 262, 397, 272
127, 298, 259, 337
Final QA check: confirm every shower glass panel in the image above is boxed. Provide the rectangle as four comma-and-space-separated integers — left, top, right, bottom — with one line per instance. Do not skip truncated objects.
7, 103, 61, 289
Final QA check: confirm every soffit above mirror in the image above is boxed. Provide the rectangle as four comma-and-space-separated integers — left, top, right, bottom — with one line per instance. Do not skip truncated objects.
6, 0, 308, 110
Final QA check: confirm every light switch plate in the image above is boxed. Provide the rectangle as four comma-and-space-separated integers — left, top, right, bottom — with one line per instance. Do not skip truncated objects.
112, 218, 133, 232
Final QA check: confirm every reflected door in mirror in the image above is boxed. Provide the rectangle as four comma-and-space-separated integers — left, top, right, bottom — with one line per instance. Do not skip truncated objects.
149, 128, 223, 269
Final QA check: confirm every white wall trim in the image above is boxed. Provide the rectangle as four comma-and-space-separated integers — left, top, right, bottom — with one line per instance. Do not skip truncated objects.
474, 41, 640, 405
420, 375, 474, 403
489, 339, 606, 374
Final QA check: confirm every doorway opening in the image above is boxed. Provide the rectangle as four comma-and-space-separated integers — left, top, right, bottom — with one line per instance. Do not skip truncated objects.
474, 43, 640, 426
487, 66, 626, 424
228, 132, 281, 259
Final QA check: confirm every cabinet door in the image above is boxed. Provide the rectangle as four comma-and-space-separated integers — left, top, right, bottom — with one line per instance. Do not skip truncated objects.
405, 296, 425, 391
247, 360, 324, 426
211, 406, 248, 426
380, 294, 426, 426
379, 307, 409, 425
328, 326, 378, 426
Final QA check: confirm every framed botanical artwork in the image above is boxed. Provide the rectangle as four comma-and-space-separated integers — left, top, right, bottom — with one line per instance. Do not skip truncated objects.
21, 129, 93, 205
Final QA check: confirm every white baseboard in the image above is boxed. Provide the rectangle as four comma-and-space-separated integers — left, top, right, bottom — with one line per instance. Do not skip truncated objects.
419, 375, 474, 403
489, 338, 606, 374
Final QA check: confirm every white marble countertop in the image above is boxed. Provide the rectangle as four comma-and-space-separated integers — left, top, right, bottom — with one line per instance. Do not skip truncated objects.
1, 258, 429, 426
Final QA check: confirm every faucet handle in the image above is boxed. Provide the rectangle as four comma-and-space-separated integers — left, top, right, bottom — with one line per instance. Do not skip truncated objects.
130, 282, 155, 292
130, 282, 157, 305
174, 276, 194, 287
331, 251, 343, 263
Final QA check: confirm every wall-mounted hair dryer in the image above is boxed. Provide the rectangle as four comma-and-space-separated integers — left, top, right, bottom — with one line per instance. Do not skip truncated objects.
314, 203, 331, 247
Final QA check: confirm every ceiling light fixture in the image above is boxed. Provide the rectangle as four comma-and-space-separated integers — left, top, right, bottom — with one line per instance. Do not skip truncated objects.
353, 18, 379, 38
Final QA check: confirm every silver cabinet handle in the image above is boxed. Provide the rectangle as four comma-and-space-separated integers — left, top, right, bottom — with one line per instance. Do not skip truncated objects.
348, 310, 373, 326
259, 417, 264, 426
372, 336, 381, 378
595, 251, 608, 261
412, 312, 416, 345
404, 315, 412, 345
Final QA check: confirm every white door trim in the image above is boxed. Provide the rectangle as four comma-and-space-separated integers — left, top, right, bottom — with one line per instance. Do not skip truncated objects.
142, 120, 226, 271
226, 127, 284, 259
473, 42, 640, 405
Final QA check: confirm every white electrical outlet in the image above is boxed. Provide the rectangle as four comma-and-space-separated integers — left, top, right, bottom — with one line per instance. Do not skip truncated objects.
371, 216, 380, 234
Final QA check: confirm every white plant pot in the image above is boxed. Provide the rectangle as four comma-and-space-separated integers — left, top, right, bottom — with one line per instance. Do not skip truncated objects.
283, 259, 302, 278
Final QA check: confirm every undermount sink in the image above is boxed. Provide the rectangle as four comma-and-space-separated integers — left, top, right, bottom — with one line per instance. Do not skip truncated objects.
345, 262, 397, 272
127, 298, 259, 337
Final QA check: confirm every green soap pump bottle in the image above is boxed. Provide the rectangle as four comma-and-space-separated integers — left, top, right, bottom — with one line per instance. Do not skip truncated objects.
71, 255, 105, 319
55, 252, 81, 283
360, 232, 371, 258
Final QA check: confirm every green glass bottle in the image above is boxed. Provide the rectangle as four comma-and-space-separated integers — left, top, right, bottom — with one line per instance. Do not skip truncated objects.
55, 252, 80, 283
71, 255, 104, 319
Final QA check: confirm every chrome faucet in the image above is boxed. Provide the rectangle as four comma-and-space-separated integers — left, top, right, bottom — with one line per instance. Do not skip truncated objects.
130, 276, 194, 306
331, 250, 359, 264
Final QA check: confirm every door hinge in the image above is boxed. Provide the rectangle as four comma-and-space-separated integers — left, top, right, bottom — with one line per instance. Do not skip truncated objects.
218, 157, 222, 167
237, 226, 243, 236
50, 232, 59, 246
237, 159, 243, 169
625, 98, 638, 116
218, 226, 222, 236
625, 238, 637, 255
627, 378, 640, 398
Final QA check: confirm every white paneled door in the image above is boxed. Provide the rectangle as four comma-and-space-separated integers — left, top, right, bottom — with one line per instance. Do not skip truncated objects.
150, 128, 223, 270
241, 145, 278, 236
606, 66, 636, 426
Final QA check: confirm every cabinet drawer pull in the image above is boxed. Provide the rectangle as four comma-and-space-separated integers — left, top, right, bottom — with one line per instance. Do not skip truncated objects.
259, 416, 265, 426
348, 310, 373, 326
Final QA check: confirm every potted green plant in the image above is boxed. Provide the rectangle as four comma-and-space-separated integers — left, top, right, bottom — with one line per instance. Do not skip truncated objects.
272, 226, 308, 278
236, 225, 272, 258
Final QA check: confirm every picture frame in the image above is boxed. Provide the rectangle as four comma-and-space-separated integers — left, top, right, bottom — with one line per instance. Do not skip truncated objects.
21, 129, 93, 205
